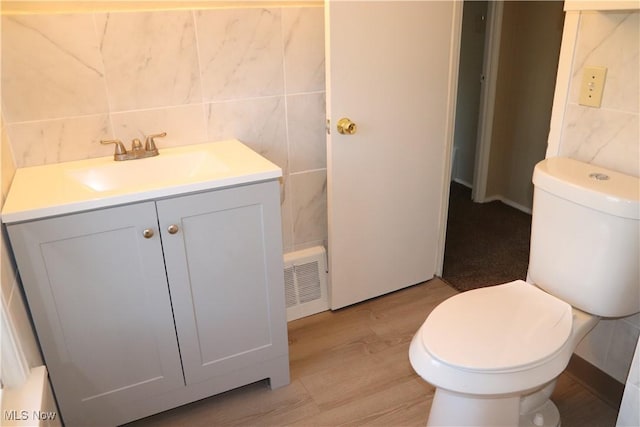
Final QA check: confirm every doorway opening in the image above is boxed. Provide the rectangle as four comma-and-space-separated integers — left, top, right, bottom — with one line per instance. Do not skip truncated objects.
443, 0, 565, 292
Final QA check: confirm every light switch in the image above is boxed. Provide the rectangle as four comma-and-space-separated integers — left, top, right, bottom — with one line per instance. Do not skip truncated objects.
579, 66, 607, 108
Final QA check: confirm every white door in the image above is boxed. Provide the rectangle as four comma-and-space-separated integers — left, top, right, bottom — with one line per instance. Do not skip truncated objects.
327, 1, 462, 309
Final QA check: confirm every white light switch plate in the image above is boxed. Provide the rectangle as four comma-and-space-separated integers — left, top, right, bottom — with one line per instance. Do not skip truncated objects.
579, 66, 607, 108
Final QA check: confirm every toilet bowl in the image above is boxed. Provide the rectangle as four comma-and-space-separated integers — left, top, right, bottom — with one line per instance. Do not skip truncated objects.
409, 280, 599, 426
409, 158, 640, 426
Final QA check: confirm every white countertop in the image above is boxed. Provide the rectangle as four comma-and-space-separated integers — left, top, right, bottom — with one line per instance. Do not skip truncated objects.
2, 140, 282, 224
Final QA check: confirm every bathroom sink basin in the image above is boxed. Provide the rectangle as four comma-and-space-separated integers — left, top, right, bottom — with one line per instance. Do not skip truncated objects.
66, 149, 230, 193
2, 140, 281, 223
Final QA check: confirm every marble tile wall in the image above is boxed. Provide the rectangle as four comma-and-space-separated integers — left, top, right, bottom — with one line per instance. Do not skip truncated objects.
559, 11, 639, 177
557, 10, 640, 384
1, 6, 327, 253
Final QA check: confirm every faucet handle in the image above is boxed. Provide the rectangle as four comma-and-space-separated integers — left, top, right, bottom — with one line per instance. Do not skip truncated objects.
100, 139, 127, 155
145, 132, 166, 152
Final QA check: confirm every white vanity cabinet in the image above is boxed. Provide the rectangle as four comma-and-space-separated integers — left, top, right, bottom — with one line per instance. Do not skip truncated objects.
7, 180, 289, 427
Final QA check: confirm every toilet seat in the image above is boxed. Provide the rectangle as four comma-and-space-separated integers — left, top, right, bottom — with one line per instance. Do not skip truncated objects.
421, 280, 572, 373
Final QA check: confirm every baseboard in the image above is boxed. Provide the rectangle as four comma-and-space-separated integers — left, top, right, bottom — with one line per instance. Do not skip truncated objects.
452, 178, 473, 188
481, 194, 532, 215
565, 354, 625, 410
450, 181, 533, 215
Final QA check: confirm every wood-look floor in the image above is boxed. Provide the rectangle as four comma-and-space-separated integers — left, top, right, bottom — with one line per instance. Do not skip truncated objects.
128, 279, 618, 427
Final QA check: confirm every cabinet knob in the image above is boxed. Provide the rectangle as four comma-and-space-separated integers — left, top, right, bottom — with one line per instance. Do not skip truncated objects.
167, 224, 179, 234
142, 228, 154, 239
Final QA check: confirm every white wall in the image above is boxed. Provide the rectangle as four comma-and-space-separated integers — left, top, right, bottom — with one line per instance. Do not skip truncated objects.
551, 9, 640, 383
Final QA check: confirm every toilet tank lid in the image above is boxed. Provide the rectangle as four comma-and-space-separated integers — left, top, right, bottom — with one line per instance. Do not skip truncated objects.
533, 157, 640, 219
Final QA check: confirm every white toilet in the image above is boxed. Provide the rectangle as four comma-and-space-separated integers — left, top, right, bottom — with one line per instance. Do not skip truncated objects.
410, 157, 640, 427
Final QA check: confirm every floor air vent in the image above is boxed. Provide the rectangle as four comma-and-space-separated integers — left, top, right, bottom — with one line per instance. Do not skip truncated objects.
284, 246, 329, 321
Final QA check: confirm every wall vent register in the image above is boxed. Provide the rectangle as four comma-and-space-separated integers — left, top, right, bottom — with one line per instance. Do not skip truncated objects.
284, 246, 329, 321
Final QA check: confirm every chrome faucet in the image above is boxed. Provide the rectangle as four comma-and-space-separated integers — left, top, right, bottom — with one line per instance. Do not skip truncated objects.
101, 132, 166, 161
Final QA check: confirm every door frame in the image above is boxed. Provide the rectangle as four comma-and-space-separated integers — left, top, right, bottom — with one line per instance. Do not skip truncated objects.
434, 2, 465, 275
471, 0, 503, 203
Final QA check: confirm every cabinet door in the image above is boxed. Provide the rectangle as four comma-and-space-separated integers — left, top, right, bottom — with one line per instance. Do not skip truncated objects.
7, 202, 184, 426
157, 181, 288, 384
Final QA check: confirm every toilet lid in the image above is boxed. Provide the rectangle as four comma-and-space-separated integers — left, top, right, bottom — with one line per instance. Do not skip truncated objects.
421, 280, 573, 372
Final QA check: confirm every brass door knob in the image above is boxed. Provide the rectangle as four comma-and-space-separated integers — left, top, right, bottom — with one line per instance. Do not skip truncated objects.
337, 118, 357, 135
142, 228, 154, 239
167, 224, 179, 234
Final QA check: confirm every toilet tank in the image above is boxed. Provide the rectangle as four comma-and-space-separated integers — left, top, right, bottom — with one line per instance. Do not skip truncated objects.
528, 157, 640, 317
